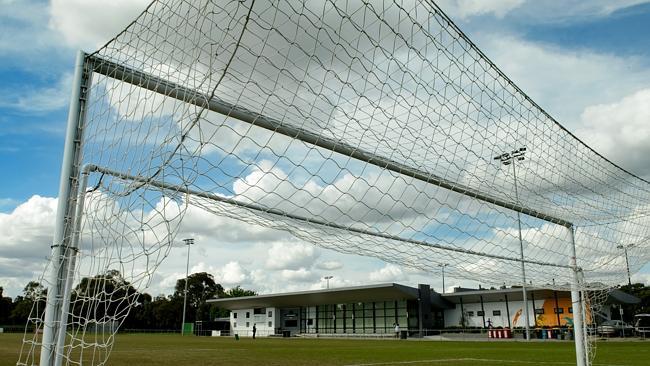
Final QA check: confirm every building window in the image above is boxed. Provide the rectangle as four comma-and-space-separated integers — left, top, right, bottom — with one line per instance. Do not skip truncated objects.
568, 307, 573, 314
285, 319, 298, 327
467, 311, 474, 317
254, 308, 266, 315
493, 310, 501, 316
477, 311, 485, 316
233, 313, 237, 319
268, 310, 273, 317
535, 308, 544, 315
246, 312, 250, 318
307, 319, 314, 326
554, 308, 564, 314
234, 322, 237, 328
268, 321, 272, 327
246, 322, 250, 327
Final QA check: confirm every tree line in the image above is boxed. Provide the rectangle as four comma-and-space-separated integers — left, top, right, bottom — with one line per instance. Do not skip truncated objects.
0, 271, 256, 330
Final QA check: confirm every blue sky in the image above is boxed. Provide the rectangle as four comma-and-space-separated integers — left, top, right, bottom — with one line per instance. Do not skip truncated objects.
1, 0, 650, 298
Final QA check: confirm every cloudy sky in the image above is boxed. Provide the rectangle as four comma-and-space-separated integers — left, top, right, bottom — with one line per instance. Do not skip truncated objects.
1, 0, 650, 299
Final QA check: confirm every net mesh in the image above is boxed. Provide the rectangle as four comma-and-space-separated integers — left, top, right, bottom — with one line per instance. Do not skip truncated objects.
18, 0, 650, 365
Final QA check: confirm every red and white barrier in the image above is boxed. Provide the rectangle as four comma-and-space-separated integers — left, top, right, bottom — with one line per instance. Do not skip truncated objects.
488, 328, 512, 339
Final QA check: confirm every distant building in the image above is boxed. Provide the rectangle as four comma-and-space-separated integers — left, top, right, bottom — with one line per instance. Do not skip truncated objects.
207, 283, 639, 337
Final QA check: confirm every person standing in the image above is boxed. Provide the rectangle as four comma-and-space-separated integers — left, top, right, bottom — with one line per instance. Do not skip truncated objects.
394, 323, 400, 338
252, 324, 257, 339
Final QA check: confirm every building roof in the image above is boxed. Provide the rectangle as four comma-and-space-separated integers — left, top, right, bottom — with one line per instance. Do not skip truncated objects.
206, 283, 639, 309
207, 283, 422, 310
441, 287, 641, 305
441, 287, 564, 304
605, 289, 641, 305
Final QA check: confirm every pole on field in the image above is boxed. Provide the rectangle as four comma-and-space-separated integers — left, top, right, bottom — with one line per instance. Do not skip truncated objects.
569, 226, 588, 366
41, 50, 91, 366
494, 148, 530, 340
439, 264, 447, 294
54, 168, 92, 366
324, 276, 333, 289
181, 238, 194, 335
617, 244, 633, 286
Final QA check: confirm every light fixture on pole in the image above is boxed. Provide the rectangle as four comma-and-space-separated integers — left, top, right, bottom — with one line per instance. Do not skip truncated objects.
438, 264, 448, 294
494, 147, 530, 341
324, 275, 333, 289
616, 244, 634, 286
181, 238, 194, 335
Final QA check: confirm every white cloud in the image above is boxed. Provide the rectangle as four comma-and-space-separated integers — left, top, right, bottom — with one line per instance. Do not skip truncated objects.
510, 1, 650, 23
265, 242, 319, 270
435, 0, 650, 22
280, 268, 317, 283
0, 195, 56, 257
0, 195, 57, 296
213, 261, 249, 286
0, 0, 58, 57
316, 260, 344, 271
0, 73, 72, 113
0, 198, 20, 211
577, 89, 650, 177
368, 264, 408, 282
631, 265, 650, 285
437, 0, 524, 19
49, 0, 150, 50
179, 203, 289, 245
474, 33, 650, 127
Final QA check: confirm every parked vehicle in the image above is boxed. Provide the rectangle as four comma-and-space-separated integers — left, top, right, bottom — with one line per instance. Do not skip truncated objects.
634, 314, 650, 337
597, 320, 634, 337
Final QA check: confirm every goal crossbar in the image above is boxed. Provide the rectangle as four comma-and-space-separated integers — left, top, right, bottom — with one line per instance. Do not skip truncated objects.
88, 54, 573, 229
84, 163, 572, 269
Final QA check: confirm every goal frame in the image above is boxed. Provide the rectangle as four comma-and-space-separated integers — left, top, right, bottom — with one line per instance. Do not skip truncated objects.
39, 50, 588, 366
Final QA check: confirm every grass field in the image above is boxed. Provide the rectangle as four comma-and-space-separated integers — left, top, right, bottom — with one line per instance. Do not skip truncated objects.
1, 333, 649, 366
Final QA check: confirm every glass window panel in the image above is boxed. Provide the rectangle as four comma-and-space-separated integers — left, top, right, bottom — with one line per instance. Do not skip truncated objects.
354, 303, 364, 317
397, 316, 408, 329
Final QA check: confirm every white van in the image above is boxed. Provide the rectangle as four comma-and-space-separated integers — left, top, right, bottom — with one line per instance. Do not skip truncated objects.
634, 314, 650, 337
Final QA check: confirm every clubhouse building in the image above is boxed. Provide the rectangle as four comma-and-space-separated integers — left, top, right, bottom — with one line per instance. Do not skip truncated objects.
207, 283, 638, 337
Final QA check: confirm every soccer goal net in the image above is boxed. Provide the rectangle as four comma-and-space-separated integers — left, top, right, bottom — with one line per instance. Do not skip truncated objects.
19, 1, 650, 365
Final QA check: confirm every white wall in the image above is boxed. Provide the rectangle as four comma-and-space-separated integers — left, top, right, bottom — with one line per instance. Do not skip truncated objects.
230, 307, 277, 337
444, 300, 536, 328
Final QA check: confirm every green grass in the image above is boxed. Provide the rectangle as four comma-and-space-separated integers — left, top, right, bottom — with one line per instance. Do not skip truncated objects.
2, 333, 649, 365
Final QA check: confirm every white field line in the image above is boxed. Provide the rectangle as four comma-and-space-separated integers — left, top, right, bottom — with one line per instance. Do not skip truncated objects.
343, 358, 628, 366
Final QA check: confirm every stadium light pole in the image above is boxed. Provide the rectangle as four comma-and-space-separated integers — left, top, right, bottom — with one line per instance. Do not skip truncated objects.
324, 276, 333, 289
181, 238, 194, 335
494, 147, 531, 341
438, 264, 448, 294
616, 244, 633, 286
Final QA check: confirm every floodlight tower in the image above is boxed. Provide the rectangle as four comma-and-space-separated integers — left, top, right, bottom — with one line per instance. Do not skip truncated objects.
438, 263, 448, 294
616, 244, 634, 286
324, 275, 333, 289
494, 147, 531, 340
181, 238, 194, 335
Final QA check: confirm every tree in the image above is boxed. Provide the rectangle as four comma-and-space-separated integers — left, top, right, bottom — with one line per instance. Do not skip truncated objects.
9, 281, 47, 325
223, 286, 257, 298
173, 272, 224, 322
204, 286, 258, 320
123, 292, 153, 329
0, 287, 15, 325
71, 270, 138, 325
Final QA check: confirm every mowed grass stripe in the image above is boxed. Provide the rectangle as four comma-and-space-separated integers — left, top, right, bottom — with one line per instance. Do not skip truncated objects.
1, 333, 648, 366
